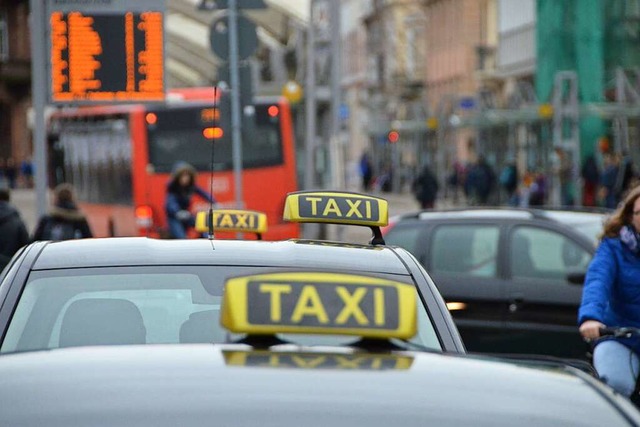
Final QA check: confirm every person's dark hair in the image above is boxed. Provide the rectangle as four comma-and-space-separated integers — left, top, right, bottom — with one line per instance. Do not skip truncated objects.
53, 183, 77, 209
602, 185, 640, 239
0, 186, 9, 202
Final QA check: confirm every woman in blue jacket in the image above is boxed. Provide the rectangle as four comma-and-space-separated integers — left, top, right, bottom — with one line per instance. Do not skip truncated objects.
579, 185, 640, 398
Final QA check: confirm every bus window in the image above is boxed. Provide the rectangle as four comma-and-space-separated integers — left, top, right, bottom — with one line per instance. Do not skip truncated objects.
56, 118, 133, 206
146, 103, 283, 174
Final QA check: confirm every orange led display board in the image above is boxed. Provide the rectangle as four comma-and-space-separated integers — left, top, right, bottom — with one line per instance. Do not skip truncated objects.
49, 11, 164, 103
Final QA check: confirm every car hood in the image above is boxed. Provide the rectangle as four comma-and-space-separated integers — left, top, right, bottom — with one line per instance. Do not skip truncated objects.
0, 344, 637, 427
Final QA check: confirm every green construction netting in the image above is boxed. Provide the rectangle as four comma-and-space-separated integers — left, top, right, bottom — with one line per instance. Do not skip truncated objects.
536, 0, 640, 158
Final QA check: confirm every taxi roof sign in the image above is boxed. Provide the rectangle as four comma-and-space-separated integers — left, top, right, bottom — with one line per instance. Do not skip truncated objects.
283, 191, 388, 227
195, 209, 268, 237
221, 272, 417, 340
223, 350, 414, 371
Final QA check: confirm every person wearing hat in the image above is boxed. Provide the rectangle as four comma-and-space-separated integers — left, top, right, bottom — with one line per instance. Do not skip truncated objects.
32, 183, 93, 241
165, 162, 216, 239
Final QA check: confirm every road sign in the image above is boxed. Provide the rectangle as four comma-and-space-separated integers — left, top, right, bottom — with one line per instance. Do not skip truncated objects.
217, 63, 253, 107
209, 13, 258, 61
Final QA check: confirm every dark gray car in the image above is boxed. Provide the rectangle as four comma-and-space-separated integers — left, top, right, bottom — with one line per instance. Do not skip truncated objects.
383, 207, 609, 359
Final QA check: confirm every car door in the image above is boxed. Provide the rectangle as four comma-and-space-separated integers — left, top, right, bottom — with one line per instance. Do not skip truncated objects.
421, 222, 508, 353
504, 224, 592, 359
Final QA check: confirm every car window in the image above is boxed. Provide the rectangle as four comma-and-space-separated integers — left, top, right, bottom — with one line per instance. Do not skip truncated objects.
430, 225, 499, 277
510, 227, 591, 280
384, 223, 421, 254
1, 266, 441, 353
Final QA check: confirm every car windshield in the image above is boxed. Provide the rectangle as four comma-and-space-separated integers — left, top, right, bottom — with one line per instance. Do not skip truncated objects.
1, 266, 440, 354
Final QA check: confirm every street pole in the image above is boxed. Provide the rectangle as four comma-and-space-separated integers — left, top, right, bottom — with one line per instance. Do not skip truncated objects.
228, 0, 243, 209
329, 0, 341, 188
303, 0, 319, 239
329, 0, 342, 241
304, 2, 316, 192
30, 0, 48, 217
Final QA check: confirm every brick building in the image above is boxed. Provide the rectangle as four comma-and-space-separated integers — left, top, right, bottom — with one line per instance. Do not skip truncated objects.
0, 0, 31, 168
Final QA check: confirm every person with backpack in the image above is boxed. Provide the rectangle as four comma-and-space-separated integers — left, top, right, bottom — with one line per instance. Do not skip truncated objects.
32, 183, 92, 241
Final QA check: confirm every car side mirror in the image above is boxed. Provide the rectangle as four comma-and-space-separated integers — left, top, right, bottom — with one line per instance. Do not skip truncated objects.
566, 270, 586, 285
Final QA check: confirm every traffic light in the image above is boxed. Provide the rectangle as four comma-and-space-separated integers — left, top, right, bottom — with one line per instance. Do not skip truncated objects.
387, 130, 400, 144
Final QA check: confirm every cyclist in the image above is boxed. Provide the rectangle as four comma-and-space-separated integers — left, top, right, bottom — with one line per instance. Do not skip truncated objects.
165, 162, 216, 239
579, 185, 640, 399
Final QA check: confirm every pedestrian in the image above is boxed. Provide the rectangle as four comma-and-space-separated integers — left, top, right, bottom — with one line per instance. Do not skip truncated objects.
578, 185, 640, 399
554, 147, 574, 206
528, 171, 547, 206
0, 185, 30, 270
5, 157, 17, 189
359, 152, 374, 192
412, 163, 439, 209
599, 152, 620, 209
165, 161, 216, 239
499, 160, 518, 206
582, 154, 600, 207
373, 163, 393, 193
32, 183, 93, 241
465, 155, 496, 206
19, 157, 33, 188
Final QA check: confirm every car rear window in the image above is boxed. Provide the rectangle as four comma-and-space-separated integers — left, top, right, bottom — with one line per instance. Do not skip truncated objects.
1, 266, 441, 353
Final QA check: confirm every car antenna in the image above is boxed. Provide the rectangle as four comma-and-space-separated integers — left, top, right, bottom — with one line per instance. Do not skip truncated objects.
207, 85, 218, 240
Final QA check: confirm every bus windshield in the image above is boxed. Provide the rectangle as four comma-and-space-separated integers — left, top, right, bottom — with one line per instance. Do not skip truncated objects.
146, 103, 283, 173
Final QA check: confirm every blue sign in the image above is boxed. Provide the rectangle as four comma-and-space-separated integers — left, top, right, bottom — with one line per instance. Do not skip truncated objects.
339, 103, 349, 121
459, 97, 476, 110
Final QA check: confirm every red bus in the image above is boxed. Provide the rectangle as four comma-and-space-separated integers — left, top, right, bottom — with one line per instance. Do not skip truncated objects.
48, 87, 300, 240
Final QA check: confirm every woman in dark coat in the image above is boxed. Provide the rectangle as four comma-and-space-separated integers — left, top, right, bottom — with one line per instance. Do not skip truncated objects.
32, 183, 92, 241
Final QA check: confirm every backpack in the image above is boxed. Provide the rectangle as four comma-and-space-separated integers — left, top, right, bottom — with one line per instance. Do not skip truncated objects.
44, 220, 81, 241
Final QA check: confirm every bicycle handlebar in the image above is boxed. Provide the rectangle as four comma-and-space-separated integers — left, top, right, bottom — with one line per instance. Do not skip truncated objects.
599, 327, 640, 338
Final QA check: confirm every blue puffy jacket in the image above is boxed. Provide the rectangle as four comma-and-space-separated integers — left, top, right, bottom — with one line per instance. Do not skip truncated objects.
578, 237, 640, 353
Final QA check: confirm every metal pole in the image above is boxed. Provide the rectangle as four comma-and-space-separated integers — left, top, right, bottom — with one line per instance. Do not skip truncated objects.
329, 0, 341, 189
304, 2, 316, 191
228, 0, 243, 208
30, 0, 49, 216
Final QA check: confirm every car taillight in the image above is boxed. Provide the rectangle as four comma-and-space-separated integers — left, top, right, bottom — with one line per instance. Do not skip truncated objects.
135, 205, 153, 229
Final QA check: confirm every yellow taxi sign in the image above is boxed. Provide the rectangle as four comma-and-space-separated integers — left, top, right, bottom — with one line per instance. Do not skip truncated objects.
221, 272, 416, 339
195, 209, 268, 234
223, 350, 414, 371
283, 191, 388, 227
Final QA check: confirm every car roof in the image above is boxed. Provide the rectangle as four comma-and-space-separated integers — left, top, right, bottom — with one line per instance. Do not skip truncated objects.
30, 237, 410, 275
1, 345, 637, 427
392, 206, 609, 225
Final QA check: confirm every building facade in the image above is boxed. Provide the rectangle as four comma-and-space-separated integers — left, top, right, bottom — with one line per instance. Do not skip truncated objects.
0, 0, 31, 171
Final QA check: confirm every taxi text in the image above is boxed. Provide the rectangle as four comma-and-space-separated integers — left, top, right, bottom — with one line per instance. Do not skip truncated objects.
246, 281, 398, 330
